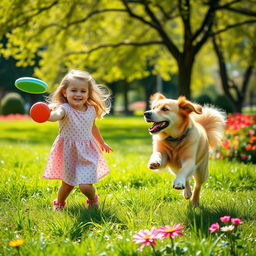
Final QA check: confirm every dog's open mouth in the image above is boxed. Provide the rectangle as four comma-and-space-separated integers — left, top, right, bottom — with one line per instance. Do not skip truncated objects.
148, 121, 169, 133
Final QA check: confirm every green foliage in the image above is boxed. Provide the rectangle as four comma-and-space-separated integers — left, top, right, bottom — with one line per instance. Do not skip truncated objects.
195, 94, 213, 105
0, 0, 255, 98
0, 117, 255, 255
214, 95, 236, 113
1, 92, 25, 115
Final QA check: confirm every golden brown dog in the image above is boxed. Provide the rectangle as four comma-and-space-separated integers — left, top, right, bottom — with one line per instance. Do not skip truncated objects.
144, 93, 226, 206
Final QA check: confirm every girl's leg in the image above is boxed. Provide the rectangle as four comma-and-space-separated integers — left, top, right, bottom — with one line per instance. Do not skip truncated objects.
79, 184, 98, 208
57, 181, 74, 203
79, 184, 96, 200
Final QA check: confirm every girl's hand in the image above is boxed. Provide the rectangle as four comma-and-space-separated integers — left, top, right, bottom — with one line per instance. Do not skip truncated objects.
99, 143, 113, 153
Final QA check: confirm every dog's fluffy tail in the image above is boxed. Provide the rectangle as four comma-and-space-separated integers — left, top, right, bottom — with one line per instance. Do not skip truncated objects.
193, 106, 226, 149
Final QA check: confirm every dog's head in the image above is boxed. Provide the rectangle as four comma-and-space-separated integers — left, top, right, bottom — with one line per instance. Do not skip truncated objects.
144, 93, 202, 134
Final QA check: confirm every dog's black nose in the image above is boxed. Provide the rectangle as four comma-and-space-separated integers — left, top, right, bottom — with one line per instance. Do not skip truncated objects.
144, 111, 152, 118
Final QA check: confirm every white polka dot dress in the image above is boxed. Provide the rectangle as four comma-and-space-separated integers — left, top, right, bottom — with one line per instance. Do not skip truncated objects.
43, 103, 110, 186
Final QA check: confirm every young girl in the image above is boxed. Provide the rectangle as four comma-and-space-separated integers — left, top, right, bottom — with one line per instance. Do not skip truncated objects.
43, 69, 113, 211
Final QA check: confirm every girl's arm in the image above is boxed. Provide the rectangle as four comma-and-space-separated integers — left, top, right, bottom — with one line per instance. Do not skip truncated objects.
92, 122, 113, 153
48, 107, 65, 122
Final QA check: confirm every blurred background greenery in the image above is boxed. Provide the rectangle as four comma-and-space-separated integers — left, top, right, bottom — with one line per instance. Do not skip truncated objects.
0, 0, 255, 115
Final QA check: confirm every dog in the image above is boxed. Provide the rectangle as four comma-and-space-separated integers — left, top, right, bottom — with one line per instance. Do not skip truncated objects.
144, 93, 226, 206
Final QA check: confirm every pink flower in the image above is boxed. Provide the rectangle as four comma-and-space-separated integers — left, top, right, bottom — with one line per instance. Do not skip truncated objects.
241, 155, 247, 160
220, 216, 231, 222
231, 218, 243, 225
209, 222, 220, 233
133, 228, 161, 250
157, 224, 184, 239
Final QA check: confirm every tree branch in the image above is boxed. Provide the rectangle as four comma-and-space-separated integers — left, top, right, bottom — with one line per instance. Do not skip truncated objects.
155, 3, 178, 21
4, 0, 59, 32
241, 65, 254, 97
62, 8, 127, 29
192, 2, 215, 42
228, 79, 241, 100
217, 0, 242, 9
140, 0, 181, 60
210, 19, 256, 36
212, 35, 235, 102
193, 0, 219, 54
178, 0, 192, 39
121, 0, 158, 29
223, 6, 256, 17
63, 40, 164, 56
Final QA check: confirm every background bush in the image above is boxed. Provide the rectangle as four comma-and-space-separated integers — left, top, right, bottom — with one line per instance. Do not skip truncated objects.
214, 95, 236, 113
195, 94, 213, 105
1, 92, 25, 115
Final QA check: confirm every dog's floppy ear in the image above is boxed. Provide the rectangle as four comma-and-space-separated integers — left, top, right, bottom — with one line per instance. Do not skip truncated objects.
178, 96, 202, 114
150, 93, 166, 106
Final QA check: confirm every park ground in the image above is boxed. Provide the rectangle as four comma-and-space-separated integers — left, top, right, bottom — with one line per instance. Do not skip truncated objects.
0, 117, 255, 255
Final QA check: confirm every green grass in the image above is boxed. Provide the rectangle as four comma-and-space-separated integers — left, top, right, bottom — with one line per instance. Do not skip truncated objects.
0, 117, 255, 255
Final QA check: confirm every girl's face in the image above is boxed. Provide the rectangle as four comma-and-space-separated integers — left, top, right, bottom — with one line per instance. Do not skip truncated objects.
63, 79, 89, 111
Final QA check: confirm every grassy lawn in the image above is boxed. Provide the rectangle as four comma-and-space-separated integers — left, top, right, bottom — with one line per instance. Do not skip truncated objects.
0, 117, 255, 255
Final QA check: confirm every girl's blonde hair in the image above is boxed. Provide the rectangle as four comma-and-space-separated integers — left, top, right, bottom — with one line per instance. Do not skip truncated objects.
47, 69, 111, 119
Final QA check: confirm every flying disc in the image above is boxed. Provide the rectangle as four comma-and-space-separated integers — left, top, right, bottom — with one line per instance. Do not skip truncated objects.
30, 102, 51, 123
15, 77, 48, 94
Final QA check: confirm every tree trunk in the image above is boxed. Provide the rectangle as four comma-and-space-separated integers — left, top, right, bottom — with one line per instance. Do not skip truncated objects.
123, 82, 130, 115
108, 83, 117, 115
144, 75, 157, 110
177, 56, 194, 99
212, 36, 254, 113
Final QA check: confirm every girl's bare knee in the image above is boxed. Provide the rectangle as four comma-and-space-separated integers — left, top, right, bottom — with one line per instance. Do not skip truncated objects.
79, 184, 92, 192
79, 184, 95, 198
62, 181, 74, 190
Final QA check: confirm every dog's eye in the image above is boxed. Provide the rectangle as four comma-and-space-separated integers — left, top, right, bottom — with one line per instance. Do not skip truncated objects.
161, 107, 169, 111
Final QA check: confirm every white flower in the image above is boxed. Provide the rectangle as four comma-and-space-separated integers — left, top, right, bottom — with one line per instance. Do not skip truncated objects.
221, 225, 235, 232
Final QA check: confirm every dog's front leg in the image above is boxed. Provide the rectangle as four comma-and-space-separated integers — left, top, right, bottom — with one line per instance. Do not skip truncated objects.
173, 159, 195, 190
148, 152, 167, 170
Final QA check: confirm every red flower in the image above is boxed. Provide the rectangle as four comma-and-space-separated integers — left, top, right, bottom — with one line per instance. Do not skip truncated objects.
245, 144, 252, 151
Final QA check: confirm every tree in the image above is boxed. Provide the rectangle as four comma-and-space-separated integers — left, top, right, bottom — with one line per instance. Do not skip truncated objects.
0, 0, 255, 99
212, 3, 256, 112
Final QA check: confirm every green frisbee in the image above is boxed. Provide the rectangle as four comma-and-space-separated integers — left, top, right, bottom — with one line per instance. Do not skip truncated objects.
15, 77, 48, 94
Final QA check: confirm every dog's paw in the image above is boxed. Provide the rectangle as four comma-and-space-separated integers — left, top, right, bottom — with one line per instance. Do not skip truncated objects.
148, 162, 161, 169
173, 179, 185, 190
183, 188, 192, 199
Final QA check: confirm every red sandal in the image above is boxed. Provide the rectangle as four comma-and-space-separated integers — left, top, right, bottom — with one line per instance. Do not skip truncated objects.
86, 194, 98, 209
53, 200, 66, 211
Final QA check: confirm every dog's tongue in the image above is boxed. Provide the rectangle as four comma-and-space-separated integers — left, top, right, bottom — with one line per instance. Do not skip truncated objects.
149, 121, 166, 132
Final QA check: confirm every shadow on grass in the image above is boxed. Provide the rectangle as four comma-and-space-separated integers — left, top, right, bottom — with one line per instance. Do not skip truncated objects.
181, 203, 253, 237
65, 203, 125, 241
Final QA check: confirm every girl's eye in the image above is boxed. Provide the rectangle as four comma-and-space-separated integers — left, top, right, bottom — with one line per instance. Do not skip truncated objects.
71, 89, 76, 92
161, 107, 169, 111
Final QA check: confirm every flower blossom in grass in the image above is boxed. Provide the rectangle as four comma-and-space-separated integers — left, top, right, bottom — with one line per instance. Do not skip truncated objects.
221, 225, 235, 232
8, 239, 24, 247
133, 228, 161, 250
209, 222, 220, 233
220, 216, 231, 223
241, 155, 247, 160
231, 218, 243, 225
157, 224, 184, 239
